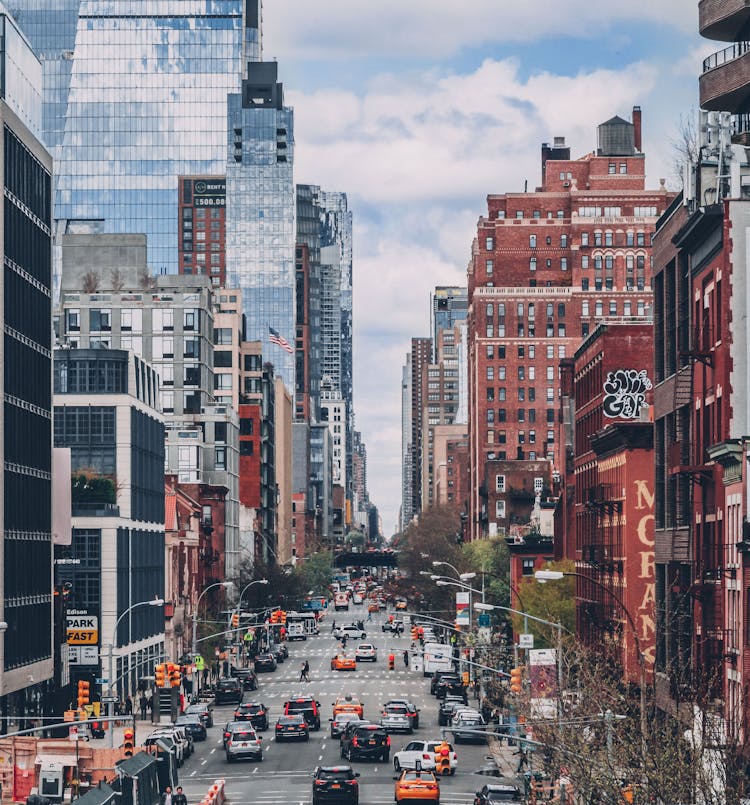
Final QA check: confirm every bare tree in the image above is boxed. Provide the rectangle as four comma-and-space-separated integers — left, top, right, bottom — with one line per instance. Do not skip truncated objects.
110, 267, 126, 291
81, 270, 100, 293
671, 110, 700, 190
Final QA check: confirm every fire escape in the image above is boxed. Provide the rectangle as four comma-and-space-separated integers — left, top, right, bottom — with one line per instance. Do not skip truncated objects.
672, 324, 725, 699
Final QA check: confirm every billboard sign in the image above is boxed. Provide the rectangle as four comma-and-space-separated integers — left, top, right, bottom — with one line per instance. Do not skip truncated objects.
455, 592, 470, 626
66, 609, 99, 645
192, 178, 225, 207
528, 648, 558, 719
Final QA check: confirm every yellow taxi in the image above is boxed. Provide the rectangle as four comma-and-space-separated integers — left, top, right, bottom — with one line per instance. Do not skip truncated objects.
395, 598, 407, 611
394, 770, 440, 803
367, 602, 379, 613
332, 694, 364, 719
330, 654, 357, 672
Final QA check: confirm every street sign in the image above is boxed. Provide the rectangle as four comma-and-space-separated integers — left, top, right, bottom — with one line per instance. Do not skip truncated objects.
101, 696, 118, 703
66, 611, 99, 645
95, 678, 108, 685
519, 633, 534, 649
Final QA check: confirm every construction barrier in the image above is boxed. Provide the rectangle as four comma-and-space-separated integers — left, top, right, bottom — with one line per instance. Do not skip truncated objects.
201, 779, 225, 805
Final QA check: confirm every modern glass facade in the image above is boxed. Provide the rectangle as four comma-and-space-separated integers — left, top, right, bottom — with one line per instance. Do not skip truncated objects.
11, 1, 249, 296
0, 6, 43, 137
226, 60, 295, 392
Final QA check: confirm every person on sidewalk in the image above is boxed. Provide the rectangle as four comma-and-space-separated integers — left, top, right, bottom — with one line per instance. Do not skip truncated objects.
139, 695, 147, 721
173, 787, 187, 805
160, 786, 173, 805
125, 696, 133, 716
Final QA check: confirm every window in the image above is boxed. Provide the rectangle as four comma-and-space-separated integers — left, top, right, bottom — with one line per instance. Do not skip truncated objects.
162, 391, 174, 412
121, 309, 142, 333
515, 210, 523, 219
517, 409, 525, 422
528, 366, 535, 380
486, 409, 495, 423
485, 237, 494, 250
498, 409, 506, 422
637, 300, 646, 316
624, 301, 632, 316
184, 339, 200, 359
529, 345, 535, 359
214, 327, 232, 345
518, 431, 525, 444
547, 409, 555, 423
561, 258, 568, 271
486, 388, 494, 401
594, 232, 602, 247
486, 325, 494, 338
619, 162, 627, 174
595, 300, 603, 316
498, 367, 506, 380
154, 309, 173, 331
184, 309, 197, 331
529, 387, 536, 401
498, 431, 506, 444
66, 309, 80, 332
214, 374, 232, 390
547, 366, 554, 381
609, 300, 617, 315
605, 231, 613, 247
495, 475, 506, 492
534, 477, 544, 493
529, 235, 537, 248
634, 206, 658, 217
547, 387, 555, 401
608, 162, 616, 174
558, 346, 565, 358
605, 255, 614, 270
495, 500, 506, 518
522, 558, 535, 576
486, 366, 494, 381
215, 446, 226, 470
582, 301, 589, 316
560, 234, 568, 247
486, 303, 494, 317
546, 345, 554, 359
486, 259, 494, 275
582, 278, 589, 290
637, 232, 645, 247
518, 388, 525, 401
530, 258, 537, 272
518, 366, 525, 381
603, 207, 622, 217
90, 309, 111, 331
498, 387, 506, 401
547, 430, 555, 442
581, 232, 589, 246
486, 345, 494, 359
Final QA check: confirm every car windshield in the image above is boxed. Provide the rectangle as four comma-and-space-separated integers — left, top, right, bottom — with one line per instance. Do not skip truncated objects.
335, 713, 359, 723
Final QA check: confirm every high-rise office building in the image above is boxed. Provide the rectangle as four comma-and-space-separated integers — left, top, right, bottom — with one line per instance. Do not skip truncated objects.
226, 58, 296, 391
12, 1, 251, 297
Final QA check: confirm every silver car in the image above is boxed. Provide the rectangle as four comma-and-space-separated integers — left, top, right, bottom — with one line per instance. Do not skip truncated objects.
225, 724, 263, 762
380, 704, 413, 734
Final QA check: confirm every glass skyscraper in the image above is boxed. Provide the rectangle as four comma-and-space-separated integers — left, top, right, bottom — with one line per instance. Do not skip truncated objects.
226, 60, 296, 391
12, 0, 252, 296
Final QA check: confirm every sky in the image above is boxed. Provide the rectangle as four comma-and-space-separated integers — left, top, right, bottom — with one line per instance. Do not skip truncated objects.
262, 1, 707, 537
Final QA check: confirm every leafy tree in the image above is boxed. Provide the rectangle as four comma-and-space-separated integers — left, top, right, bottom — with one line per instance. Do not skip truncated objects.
460, 536, 510, 606
295, 551, 333, 595
510, 559, 576, 647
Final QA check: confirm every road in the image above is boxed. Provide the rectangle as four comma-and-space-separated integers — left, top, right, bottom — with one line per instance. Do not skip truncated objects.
175, 605, 494, 805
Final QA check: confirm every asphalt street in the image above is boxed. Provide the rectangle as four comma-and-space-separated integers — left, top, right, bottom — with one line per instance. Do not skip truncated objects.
174, 604, 494, 805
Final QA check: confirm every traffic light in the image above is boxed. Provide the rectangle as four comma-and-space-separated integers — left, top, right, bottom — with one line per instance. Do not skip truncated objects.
123, 727, 135, 757
434, 741, 451, 775
279, 610, 287, 625
510, 666, 523, 694
77, 680, 90, 708
231, 612, 239, 628
154, 664, 166, 688
270, 610, 279, 624
169, 664, 181, 688
411, 626, 419, 641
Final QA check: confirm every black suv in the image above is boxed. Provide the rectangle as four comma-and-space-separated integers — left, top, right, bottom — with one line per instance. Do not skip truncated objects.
431, 671, 460, 696
215, 678, 243, 705
284, 697, 322, 730
234, 701, 269, 730
312, 766, 360, 805
230, 666, 258, 690
435, 674, 463, 699
340, 723, 390, 762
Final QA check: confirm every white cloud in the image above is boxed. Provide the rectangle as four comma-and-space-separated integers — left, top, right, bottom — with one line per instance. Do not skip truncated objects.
265, 1, 696, 61
286, 52, 691, 534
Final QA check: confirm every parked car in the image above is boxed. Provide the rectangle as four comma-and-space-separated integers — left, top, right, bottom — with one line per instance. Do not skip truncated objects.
392, 740, 458, 774
451, 712, 487, 744
254, 653, 278, 672
185, 702, 214, 728
473, 784, 524, 804
215, 677, 243, 705
438, 696, 467, 727
175, 714, 207, 742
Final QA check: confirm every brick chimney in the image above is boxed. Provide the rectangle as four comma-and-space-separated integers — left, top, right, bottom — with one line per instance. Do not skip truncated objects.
632, 105, 642, 152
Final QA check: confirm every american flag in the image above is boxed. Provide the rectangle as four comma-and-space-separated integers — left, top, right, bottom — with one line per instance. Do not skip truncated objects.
268, 325, 294, 354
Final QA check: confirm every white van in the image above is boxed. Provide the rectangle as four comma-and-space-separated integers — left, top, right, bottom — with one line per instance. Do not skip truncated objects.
422, 642, 454, 676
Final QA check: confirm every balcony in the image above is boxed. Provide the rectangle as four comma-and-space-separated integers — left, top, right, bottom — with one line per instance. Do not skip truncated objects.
72, 501, 120, 517
699, 0, 750, 42
700, 42, 750, 112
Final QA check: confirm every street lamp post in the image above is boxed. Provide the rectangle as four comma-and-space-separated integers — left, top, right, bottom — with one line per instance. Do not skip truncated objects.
235, 580, 268, 664
535, 569, 648, 770
106, 598, 164, 748
191, 581, 234, 659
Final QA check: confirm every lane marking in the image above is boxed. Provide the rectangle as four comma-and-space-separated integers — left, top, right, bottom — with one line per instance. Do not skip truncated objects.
210, 748, 216, 754
189, 771, 196, 777
201, 760, 207, 765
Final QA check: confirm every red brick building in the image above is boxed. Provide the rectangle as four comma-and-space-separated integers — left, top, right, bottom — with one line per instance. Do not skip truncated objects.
178, 176, 226, 286
572, 322, 655, 683
467, 110, 673, 539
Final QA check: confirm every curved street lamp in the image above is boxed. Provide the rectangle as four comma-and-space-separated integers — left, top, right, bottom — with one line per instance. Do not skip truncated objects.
237, 578, 269, 615
107, 597, 164, 747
